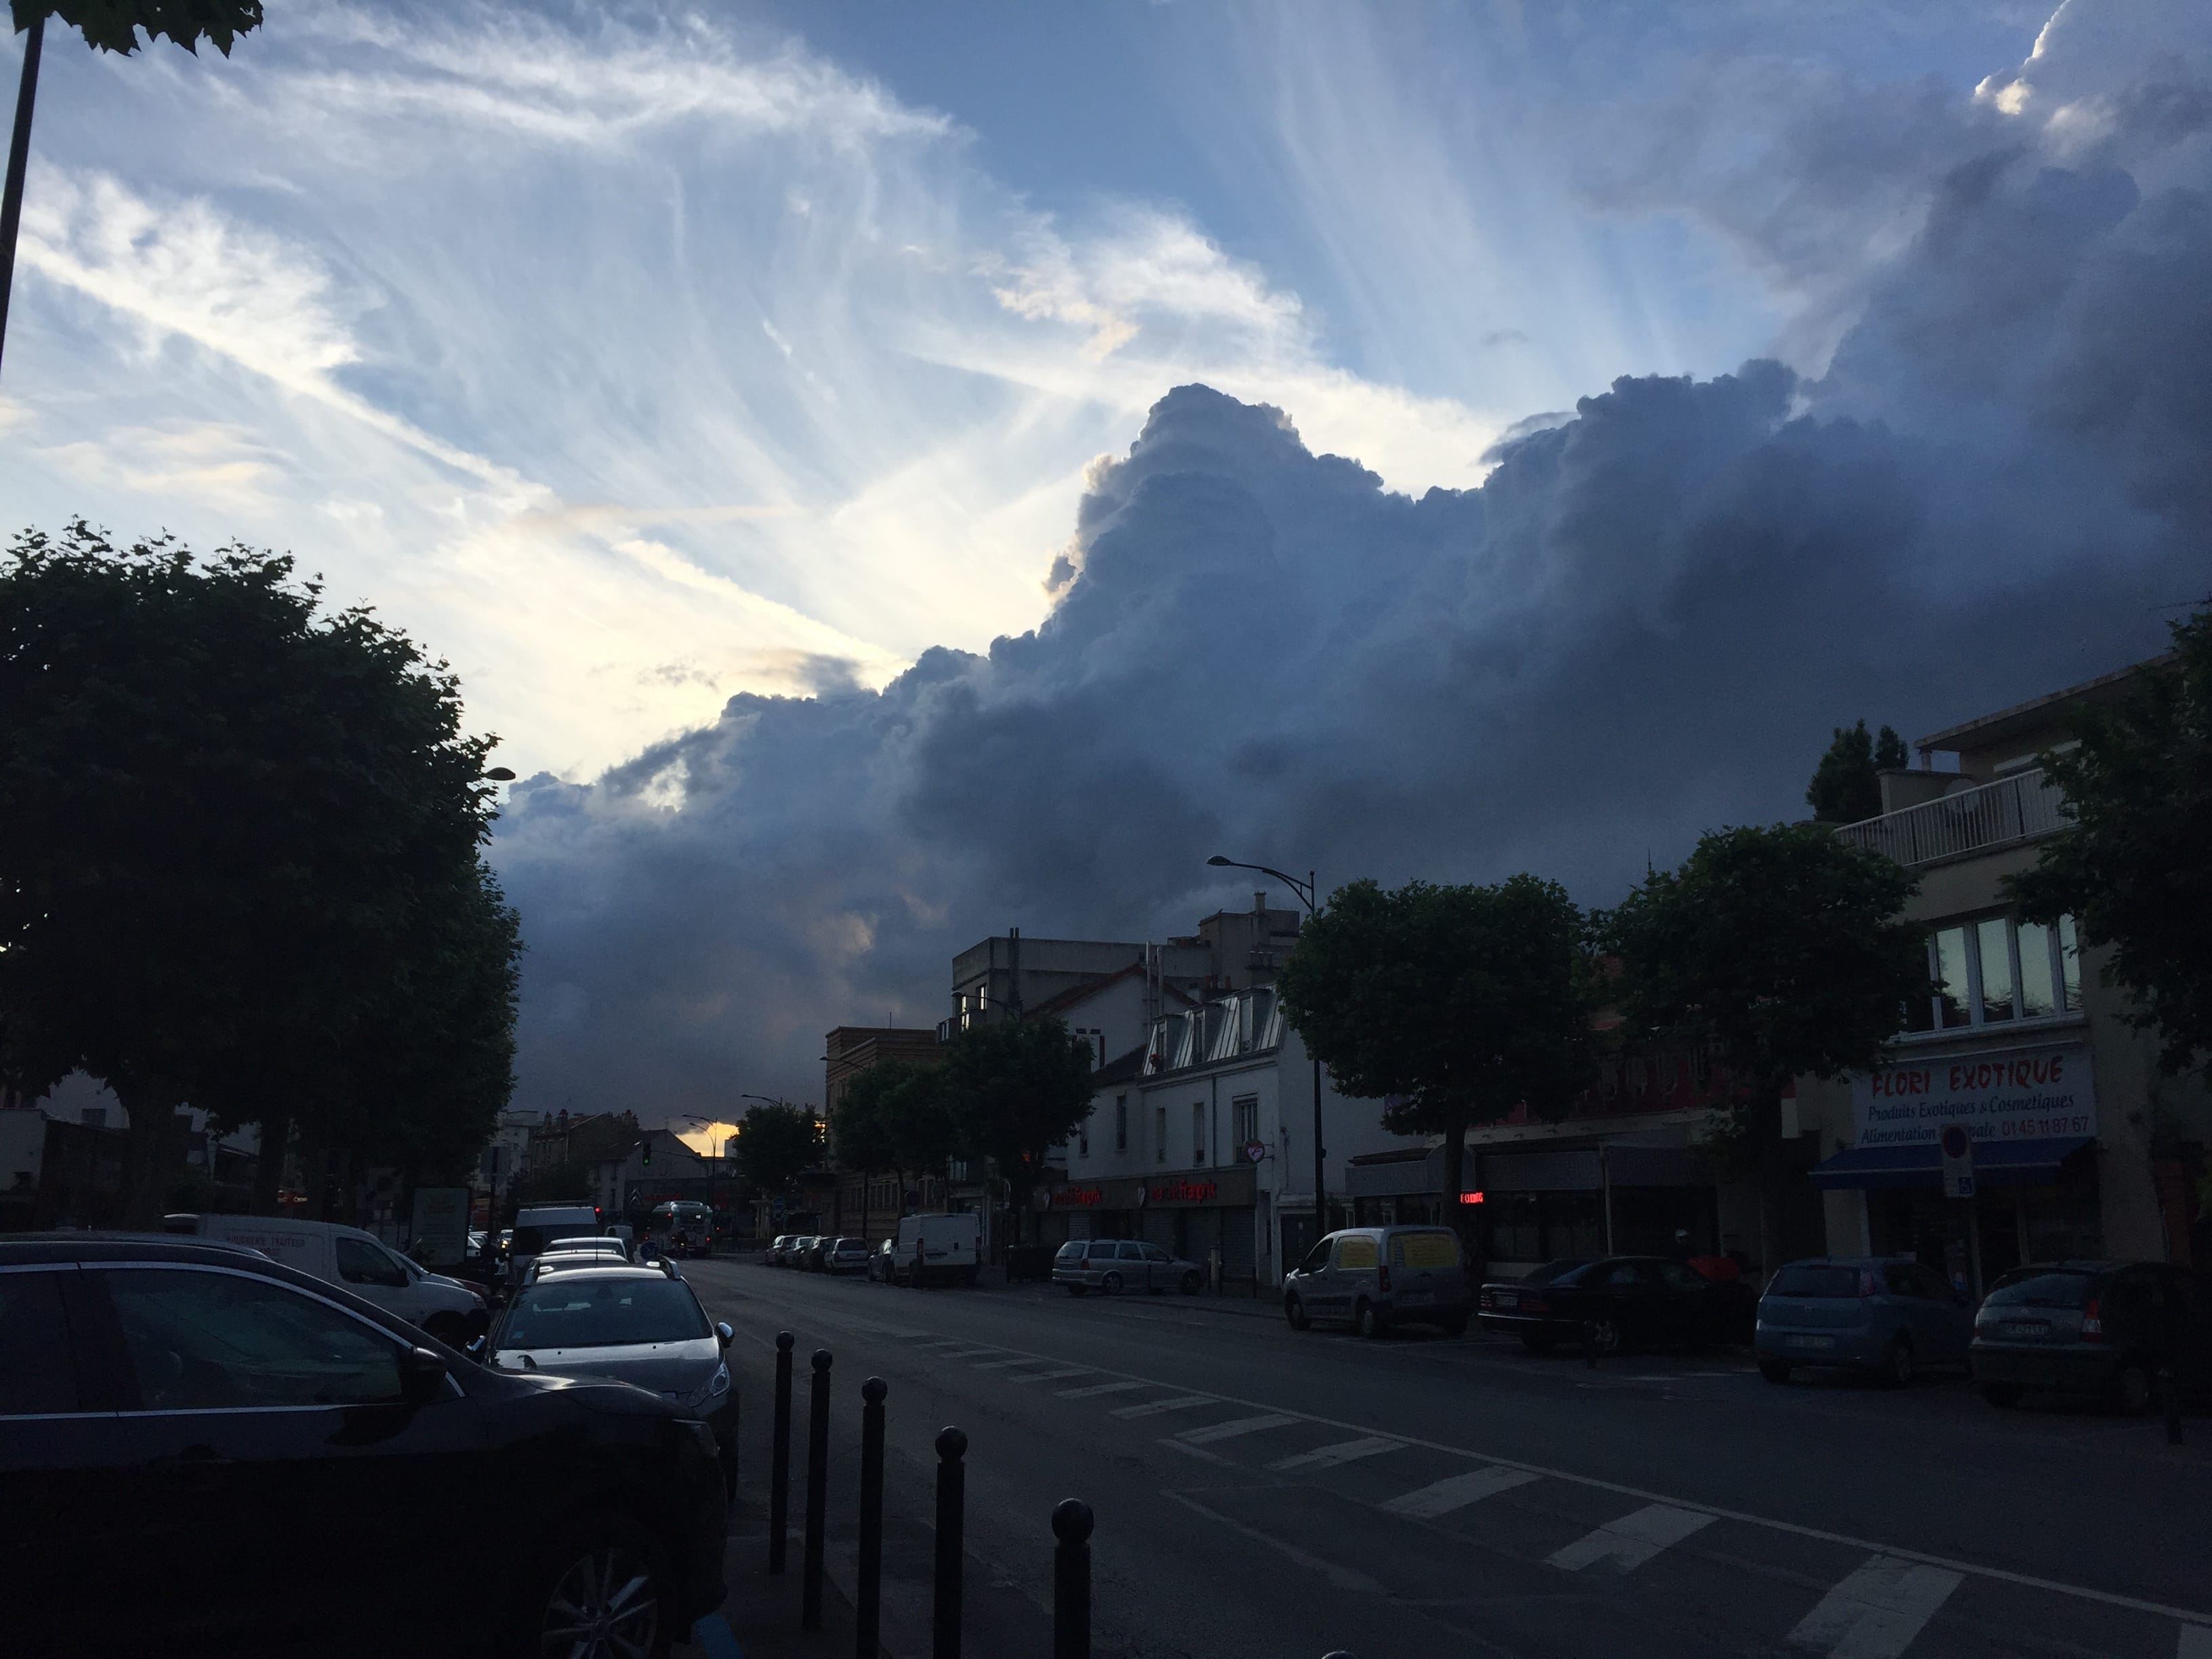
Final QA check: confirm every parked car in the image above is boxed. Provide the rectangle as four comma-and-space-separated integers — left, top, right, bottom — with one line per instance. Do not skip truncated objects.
1280, 1227, 1472, 1336
511, 1202, 605, 1285
1053, 1237, 1202, 1296
602, 1223, 636, 1256
825, 1237, 872, 1273
1971, 1261, 2210, 1412
164, 1212, 489, 1348
869, 1236, 905, 1284
785, 1234, 819, 1269
1755, 1257, 1975, 1385
767, 1234, 797, 1265
897, 1212, 983, 1287
491, 1264, 739, 1494
539, 1237, 631, 1266
1478, 1255, 1754, 1354
2, 1233, 728, 1658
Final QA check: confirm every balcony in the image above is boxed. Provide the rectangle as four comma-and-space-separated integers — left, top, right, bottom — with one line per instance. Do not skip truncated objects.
1835, 768, 2068, 869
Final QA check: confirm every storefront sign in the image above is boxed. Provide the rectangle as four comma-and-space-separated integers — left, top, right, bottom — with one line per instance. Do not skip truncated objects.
1050, 1185, 1103, 1208
1138, 1176, 1218, 1206
1853, 1043, 2096, 1148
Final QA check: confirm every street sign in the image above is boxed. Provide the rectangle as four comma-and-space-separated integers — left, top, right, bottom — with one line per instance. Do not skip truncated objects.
1243, 1140, 1266, 1164
1940, 1123, 1976, 1200
411, 1186, 472, 1266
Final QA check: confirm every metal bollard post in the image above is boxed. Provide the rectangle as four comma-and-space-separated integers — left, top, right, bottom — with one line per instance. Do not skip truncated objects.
804, 1349, 833, 1631
857, 1377, 887, 1659
932, 1427, 967, 1659
1050, 1498, 1094, 1659
769, 1332, 794, 1574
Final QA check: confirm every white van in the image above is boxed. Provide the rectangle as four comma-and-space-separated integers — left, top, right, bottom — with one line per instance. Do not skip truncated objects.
895, 1212, 982, 1287
169, 1213, 487, 1345
511, 1202, 605, 1284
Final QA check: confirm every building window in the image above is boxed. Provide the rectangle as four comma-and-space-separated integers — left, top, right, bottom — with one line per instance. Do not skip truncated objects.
1232, 1094, 1258, 1149
1192, 1102, 1206, 1167
1154, 1104, 1167, 1164
1115, 1095, 1127, 1153
1905, 913, 2083, 1033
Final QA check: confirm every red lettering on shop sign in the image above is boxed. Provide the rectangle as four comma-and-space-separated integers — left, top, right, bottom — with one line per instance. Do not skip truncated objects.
1947, 1054, 2064, 1093
1869, 1069, 1933, 1098
1147, 1179, 1218, 1204
1052, 1187, 1103, 1208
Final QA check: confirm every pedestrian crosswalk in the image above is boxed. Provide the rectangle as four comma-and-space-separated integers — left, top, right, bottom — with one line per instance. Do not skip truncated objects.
876, 1326, 2211, 1659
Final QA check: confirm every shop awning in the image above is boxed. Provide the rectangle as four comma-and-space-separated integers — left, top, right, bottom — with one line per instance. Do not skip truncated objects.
1807, 1136, 2095, 1191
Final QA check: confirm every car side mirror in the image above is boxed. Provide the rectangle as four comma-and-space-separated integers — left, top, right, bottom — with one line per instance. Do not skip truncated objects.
399, 1345, 449, 1405
716, 1322, 734, 1349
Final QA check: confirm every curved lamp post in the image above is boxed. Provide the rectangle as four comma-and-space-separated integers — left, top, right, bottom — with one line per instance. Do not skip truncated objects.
1206, 855, 1326, 1251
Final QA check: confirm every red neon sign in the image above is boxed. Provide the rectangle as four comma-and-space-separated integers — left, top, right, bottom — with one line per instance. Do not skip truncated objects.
1458, 1189, 1486, 1205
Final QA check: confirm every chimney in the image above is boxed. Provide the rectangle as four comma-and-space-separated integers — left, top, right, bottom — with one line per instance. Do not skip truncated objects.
1254, 890, 1267, 916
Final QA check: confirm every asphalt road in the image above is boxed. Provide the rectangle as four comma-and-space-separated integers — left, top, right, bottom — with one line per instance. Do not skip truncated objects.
682, 1258, 2212, 1659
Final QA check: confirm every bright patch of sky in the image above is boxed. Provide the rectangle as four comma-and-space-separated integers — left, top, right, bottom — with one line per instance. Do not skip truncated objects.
0, 1, 2045, 778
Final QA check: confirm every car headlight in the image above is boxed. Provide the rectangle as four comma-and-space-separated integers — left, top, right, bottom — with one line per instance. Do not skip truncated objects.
687, 1362, 731, 1409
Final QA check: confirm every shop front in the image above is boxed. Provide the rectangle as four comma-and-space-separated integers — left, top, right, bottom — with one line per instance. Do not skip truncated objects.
1809, 1040, 2101, 1294
1041, 1167, 1261, 1290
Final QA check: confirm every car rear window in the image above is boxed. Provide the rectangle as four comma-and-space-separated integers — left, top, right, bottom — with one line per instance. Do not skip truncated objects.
514, 1224, 596, 1256
1054, 1242, 1085, 1259
1390, 1231, 1460, 1269
1336, 1236, 1380, 1269
1767, 1265, 1862, 1298
1522, 1258, 1593, 1286
0, 1270, 78, 1414
836, 1238, 863, 1250
1985, 1270, 2100, 1309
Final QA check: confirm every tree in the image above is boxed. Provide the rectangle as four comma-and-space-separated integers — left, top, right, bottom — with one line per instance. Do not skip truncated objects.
1599, 823, 1927, 1269
735, 1101, 821, 1197
938, 1016, 1094, 1229
1, 3, 265, 377
1805, 719, 1906, 824
2008, 607, 2212, 1084
1275, 875, 1596, 1226
0, 522, 519, 1221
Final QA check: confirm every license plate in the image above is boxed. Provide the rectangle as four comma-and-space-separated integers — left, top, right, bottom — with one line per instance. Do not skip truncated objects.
2005, 1322, 2050, 1338
1494, 1292, 1518, 1309
1786, 1335, 1835, 1350
1397, 1292, 1433, 1307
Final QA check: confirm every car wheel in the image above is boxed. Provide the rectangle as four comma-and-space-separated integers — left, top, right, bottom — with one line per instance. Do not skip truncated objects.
1439, 1313, 1470, 1338
1285, 1294, 1310, 1331
1101, 1271, 1124, 1294
1180, 1270, 1203, 1296
514, 1516, 672, 1659
1759, 1359, 1793, 1385
1356, 1300, 1387, 1339
1981, 1382, 2023, 1408
1521, 1333, 1558, 1356
1882, 1336, 1915, 1388
1584, 1318, 1622, 1357
1065, 1284, 1088, 1298
2111, 1359, 2154, 1417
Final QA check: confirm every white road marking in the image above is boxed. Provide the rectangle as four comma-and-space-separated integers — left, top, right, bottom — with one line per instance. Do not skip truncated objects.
1380, 1466, 1540, 1519
1267, 1436, 1403, 1472
930, 1347, 1003, 1360
1006, 1366, 1092, 1385
1164, 1491, 1385, 1594
1787, 1555, 1962, 1658
970, 1357, 1046, 1370
1056, 1380, 1151, 1399
1547, 1504, 1715, 1574
1160, 1438, 1236, 1466
1177, 1413, 1301, 1445
1111, 1394, 1218, 1419
2179, 1627, 2212, 1659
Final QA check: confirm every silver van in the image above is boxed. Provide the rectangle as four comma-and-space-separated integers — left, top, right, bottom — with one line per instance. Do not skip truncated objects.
1282, 1226, 1471, 1338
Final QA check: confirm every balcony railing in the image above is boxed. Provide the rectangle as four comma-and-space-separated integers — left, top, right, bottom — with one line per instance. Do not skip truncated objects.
1835, 767, 2068, 868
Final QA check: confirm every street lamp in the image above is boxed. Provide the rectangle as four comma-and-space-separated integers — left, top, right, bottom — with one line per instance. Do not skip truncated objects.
1206, 855, 1326, 1252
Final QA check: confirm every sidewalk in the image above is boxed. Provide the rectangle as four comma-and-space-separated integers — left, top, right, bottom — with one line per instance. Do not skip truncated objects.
676, 1486, 876, 1659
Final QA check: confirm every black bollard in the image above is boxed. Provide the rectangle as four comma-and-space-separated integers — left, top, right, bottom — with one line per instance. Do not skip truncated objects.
804, 1349, 833, 1631
932, 1427, 967, 1659
769, 1332, 794, 1574
2160, 1366, 2184, 1446
1051, 1498, 1094, 1659
857, 1377, 887, 1659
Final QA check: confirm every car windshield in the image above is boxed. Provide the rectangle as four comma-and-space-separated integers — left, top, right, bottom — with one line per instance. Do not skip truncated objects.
1767, 1265, 1862, 1298
513, 1223, 595, 1255
1984, 1270, 2100, 1309
500, 1277, 712, 1348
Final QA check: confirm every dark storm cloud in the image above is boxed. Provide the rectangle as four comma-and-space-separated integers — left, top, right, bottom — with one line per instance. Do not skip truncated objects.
492, 43, 2212, 1118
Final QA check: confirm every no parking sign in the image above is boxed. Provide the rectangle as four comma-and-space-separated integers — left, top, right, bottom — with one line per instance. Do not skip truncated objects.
1940, 1123, 1976, 1200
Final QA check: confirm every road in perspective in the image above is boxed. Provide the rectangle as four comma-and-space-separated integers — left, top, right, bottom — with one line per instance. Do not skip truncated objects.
684, 1260, 2212, 1659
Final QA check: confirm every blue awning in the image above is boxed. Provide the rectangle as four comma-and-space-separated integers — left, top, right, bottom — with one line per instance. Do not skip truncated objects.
1807, 1136, 2096, 1191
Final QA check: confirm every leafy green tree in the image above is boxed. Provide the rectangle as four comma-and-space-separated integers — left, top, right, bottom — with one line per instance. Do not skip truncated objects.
939, 1016, 1094, 1227
0, 521, 518, 1221
2008, 608, 2212, 1083
1805, 719, 1906, 823
735, 1101, 822, 1197
1275, 875, 1596, 1221
1, 3, 264, 376
1599, 823, 1927, 1267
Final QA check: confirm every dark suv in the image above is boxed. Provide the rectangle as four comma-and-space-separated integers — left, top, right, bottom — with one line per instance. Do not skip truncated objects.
1, 1234, 728, 1658
1970, 1259, 2210, 1412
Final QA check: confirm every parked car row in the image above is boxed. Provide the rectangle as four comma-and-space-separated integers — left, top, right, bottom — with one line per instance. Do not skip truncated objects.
1052, 1237, 1208, 1298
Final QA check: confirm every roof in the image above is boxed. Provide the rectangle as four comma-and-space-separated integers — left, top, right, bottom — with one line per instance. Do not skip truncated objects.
1092, 1045, 1148, 1086
1914, 656, 2169, 756
1028, 962, 1200, 1021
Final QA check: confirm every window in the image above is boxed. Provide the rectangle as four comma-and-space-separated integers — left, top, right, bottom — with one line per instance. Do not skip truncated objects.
1334, 1236, 1379, 1270
1142, 1244, 1170, 1263
335, 1236, 409, 1288
1192, 1102, 1206, 1167
1154, 1104, 1167, 1164
1115, 1095, 1127, 1153
1297, 1240, 1333, 1273
104, 1269, 404, 1409
1600, 1262, 1650, 1288
0, 1270, 77, 1415
1657, 1263, 1708, 1291
1905, 913, 2084, 1033
1232, 1094, 1258, 1147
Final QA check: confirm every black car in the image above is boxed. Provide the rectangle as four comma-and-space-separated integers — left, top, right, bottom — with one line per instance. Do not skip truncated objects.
1971, 1259, 2211, 1412
1, 1234, 728, 1658
1478, 1254, 1757, 1355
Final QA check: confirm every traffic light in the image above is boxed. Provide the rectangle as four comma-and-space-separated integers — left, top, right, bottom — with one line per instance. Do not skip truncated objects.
640, 1139, 653, 1167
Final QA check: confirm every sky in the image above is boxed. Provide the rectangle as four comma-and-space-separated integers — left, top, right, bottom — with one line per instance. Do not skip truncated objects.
5, 1, 2207, 1122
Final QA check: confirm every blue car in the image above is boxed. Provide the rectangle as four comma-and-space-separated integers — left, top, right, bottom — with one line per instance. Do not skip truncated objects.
1755, 1256, 1975, 1385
